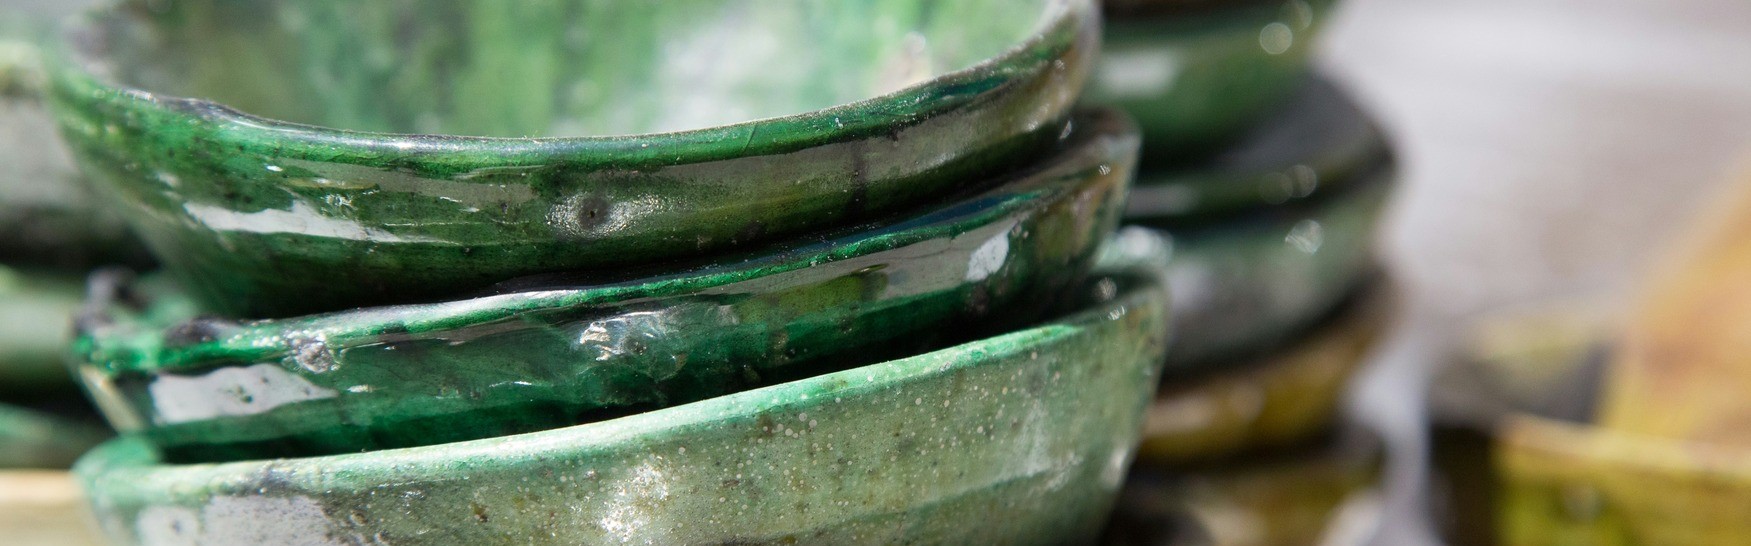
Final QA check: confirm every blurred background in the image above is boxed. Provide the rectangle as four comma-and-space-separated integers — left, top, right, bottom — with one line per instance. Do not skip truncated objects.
1323, 0, 1751, 543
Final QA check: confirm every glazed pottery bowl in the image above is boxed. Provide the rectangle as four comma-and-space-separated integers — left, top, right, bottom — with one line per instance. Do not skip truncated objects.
1124, 75, 1387, 227
1134, 156, 1392, 371
46, 0, 1099, 317
1137, 287, 1383, 466
72, 110, 1138, 462
75, 245, 1171, 545
0, 266, 86, 392
1099, 430, 1383, 546
1084, 0, 1333, 164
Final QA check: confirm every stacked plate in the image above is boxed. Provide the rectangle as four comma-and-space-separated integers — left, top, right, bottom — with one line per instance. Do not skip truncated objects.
1085, 0, 1398, 542
23, 0, 1185, 544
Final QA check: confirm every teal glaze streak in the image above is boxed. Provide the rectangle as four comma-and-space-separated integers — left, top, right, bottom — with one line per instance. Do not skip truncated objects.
45, 0, 1100, 317
72, 110, 1140, 461
74, 249, 1171, 546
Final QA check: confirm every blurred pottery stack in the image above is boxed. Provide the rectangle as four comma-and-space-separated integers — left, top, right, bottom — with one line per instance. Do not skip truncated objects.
1432, 168, 1751, 545
20, 0, 1190, 544
1086, 0, 1397, 543
0, 3, 120, 545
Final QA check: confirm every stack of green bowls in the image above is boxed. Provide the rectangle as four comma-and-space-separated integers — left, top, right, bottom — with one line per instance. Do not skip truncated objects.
31, 0, 1187, 544
1085, 0, 1398, 541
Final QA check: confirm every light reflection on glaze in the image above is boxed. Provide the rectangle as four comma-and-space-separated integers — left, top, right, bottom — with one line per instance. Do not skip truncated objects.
73, 111, 1138, 460
77, 259, 1171, 546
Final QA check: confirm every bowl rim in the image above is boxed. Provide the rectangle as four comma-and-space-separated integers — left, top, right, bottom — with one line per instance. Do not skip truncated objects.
72, 108, 1139, 379
74, 241, 1169, 483
47, 0, 1093, 164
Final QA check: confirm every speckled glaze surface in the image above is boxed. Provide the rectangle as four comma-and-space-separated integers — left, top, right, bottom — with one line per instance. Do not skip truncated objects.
1100, 432, 1383, 546
75, 248, 1171, 546
0, 402, 109, 468
1135, 157, 1392, 371
1136, 290, 1381, 466
1084, 0, 1332, 164
72, 110, 1138, 462
45, 0, 1098, 318
0, 266, 86, 391
1124, 76, 1387, 227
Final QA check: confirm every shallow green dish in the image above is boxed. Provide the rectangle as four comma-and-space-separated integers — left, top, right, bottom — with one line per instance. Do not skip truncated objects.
0, 402, 109, 469
1084, 0, 1333, 164
46, 0, 1099, 317
1125, 75, 1387, 227
0, 265, 84, 392
72, 110, 1138, 462
76, 247, 1171, 546
1135, 156, 1392, 371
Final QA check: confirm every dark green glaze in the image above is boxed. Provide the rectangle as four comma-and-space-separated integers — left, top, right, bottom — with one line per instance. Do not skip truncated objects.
1125, 76, 1388, 227
1084, 0, 1332, 164
1100, 431, 1382, 546
75, 250, 1171, 546
72, 110, 1138, 461
0, 266, 85, 392
1136, 290, 1381, 465
0, 402, 110, 468
46, 0, 1099, 317
1135, 157, 1392, 371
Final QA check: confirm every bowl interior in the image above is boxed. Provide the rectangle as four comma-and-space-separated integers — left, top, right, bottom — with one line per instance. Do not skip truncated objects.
72, 0, 1053, 137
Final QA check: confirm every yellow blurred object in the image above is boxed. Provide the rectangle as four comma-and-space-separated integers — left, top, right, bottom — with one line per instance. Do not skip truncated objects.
1602, 169, 1751, 444
0, 471, 102, 546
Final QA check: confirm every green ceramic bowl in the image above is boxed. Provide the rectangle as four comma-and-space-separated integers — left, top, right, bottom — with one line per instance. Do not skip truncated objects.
46, 0, 1099, 317
75, 245, 1171, 546
1125, 75, 1388, 227
0, 265, 85, 392
1134, 157, 1392, 371
0, 402, 109, 469
72, 110, 1138, 462
1085, 0, 1334, 164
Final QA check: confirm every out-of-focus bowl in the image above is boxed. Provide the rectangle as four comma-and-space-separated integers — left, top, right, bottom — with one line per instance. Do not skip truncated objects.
0, 266, 85, 392
1124, 75, 1387, 227
46, 0, 1099, 317
1136, 158, 1391, 370
75, 242, 1171, 545
1099, 430, 1384, 546
1137, 287, 1384, 465
72, 109, 1137, 462
0, 402, 108, 469
1084, 0, 1334, 164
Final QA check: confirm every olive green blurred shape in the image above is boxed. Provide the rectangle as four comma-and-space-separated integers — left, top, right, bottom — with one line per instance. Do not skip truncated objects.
46, 0, 1098, 317
1100, 432, 1383, 546
1136, 288, 1383, 466
0, 403, 109, 469
1085, 0, 1333, 164
0, 266, 83, 392
76, 247, 1171, 545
